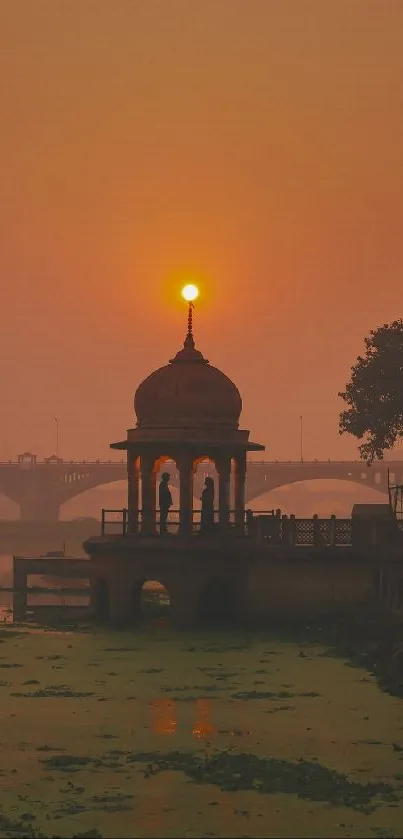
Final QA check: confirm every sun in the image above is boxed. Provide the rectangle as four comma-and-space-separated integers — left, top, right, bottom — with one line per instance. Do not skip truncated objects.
181, 283, 199, 303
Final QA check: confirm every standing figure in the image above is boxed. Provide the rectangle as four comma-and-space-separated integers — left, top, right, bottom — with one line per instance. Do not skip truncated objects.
159, 472, 172, 535
200, 476, 215, 535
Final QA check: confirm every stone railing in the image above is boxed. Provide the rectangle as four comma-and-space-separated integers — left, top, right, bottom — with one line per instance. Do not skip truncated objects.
100, 509, 353, 544
250, 514, 352, 546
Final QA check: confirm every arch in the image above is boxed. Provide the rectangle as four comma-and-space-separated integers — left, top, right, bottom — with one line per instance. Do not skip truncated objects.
191, 457, 218, 534
0, 493, 19, 519
198, 578, 236, 626
248, 478, 389, 517
60, 479, 127, 519
130, 579, 171, 625
93, 579, 110, 622
192, 457, 217, 493
153, 455, 178, 474
245, 468, 392, 504
154, 456, 179, 532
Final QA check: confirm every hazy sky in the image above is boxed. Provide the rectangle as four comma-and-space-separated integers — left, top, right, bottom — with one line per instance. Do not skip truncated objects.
1, 0, 403, 462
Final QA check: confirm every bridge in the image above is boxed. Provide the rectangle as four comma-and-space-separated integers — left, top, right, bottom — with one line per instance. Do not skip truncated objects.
0, 453, 401, 521
0, 452, 403, 521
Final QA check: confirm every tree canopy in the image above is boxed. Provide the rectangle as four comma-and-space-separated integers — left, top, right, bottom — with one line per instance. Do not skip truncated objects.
339, 319, 403, 464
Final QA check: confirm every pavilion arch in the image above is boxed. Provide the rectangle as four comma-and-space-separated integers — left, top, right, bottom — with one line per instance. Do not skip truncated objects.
93, 579, 110, 622
153, 455, 178, 473
191, 455, 241, 514
153, 455, 179, 497
191, 456, 218, 507
153, 455, 180, 533
130, 578, 171, 624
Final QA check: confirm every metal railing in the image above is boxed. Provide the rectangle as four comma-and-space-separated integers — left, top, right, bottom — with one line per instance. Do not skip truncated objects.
100, 508, 354, 545
101, 508, 240, 537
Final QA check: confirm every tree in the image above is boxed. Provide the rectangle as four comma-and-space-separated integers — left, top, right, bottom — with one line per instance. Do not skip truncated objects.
339, 319, 403, 464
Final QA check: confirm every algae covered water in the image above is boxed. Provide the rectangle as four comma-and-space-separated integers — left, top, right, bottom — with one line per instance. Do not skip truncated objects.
0, 624, 402, 838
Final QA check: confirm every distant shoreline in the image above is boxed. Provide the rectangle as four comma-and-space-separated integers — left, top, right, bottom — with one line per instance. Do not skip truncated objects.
0, 519, 97, 556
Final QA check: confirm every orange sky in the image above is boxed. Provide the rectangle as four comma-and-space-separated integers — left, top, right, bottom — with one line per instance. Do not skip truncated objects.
1, 0, 403, 462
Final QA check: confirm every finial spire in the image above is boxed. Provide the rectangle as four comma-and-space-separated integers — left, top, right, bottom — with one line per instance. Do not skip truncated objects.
181, 284, 199, 349
171, 284, 207, 363
184, 301, 195, 348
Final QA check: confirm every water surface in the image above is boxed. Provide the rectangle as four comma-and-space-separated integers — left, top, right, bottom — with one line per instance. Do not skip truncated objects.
0, 624, 402, 837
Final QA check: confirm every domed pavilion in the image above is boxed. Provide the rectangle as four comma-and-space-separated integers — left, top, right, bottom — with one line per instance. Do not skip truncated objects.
83, 298, 386, 628
84, 296, 265, 626
110, 304, 264, 537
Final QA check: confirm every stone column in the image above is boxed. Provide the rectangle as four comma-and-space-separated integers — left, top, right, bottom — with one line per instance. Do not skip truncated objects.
216, 455, 231, 532
178, 453, 194, 536
234, 452, 247, 532
127, 452, 140, 534
140, 454, 157, 535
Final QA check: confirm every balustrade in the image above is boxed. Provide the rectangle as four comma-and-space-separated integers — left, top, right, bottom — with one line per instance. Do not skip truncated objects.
100, 508, 354, 545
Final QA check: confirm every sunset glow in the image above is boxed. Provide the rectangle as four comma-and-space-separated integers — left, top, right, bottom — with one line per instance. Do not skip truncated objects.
1, 1, 402, 463
181, 284, 199, 303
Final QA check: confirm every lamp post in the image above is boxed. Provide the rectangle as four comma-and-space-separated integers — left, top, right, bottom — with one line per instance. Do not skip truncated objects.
300, 415, 303, 462
54, 417, 59, 458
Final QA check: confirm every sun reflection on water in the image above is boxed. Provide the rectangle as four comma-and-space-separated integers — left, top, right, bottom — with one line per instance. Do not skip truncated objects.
192, 699, 216, 740
149, 698, 177, 735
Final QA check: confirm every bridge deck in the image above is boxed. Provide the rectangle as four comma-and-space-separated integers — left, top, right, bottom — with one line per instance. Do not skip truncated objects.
1, 458, 401, 520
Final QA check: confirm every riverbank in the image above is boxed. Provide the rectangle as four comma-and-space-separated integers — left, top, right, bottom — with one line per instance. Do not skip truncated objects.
261, 609, 403, 701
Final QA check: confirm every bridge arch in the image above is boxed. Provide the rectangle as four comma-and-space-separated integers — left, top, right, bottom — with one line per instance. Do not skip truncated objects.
245, 468, 393, 504
247, 478, 390, 517
60, 479, 128, 519
0, 493, 19, 519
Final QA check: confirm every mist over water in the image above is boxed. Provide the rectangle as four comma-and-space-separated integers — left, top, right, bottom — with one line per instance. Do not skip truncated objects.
19, 480, 386, 521
0, 553, 12, 587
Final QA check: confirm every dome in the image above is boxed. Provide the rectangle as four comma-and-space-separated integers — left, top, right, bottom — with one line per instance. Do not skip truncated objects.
134, 335, 242, 429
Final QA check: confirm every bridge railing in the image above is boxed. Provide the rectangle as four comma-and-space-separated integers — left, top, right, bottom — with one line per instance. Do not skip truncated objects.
0, 458, 398, 467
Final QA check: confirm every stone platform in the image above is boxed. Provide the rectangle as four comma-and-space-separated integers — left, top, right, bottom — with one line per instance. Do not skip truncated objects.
84, 534, 382, 628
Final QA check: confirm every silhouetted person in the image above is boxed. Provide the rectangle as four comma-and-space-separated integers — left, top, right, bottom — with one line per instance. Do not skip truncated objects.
200, 476, 215, 535
159, 472, 172, 534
